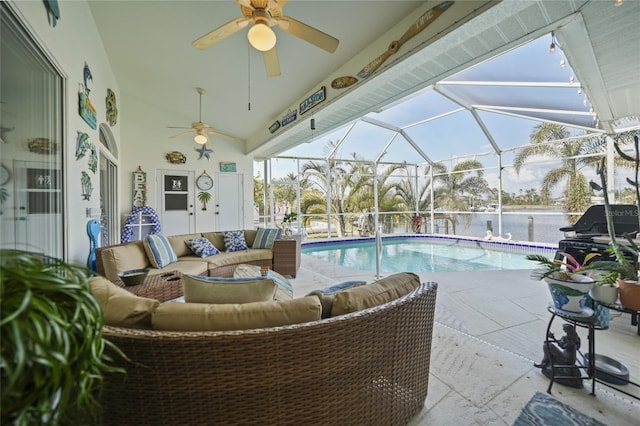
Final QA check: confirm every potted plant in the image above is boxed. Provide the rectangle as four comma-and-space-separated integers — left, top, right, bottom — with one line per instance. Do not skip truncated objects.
280, 211, 297, 239
1, 250, 124, 425
197, 191, 212, 211
587, 137, 640, 310
527, 252, 596, 313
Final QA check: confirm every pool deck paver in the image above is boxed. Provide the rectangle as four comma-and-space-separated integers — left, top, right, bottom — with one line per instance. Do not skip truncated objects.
290, 254, 640, 426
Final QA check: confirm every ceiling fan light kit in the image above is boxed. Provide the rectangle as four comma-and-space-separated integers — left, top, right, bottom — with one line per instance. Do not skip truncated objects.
194, 133, 208, 144
192, 0, 339, 77
248, 21, 276, 51
167, 87, 240, 143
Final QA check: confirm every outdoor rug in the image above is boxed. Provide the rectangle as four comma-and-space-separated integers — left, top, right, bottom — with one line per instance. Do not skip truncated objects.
513, 391, 607, 426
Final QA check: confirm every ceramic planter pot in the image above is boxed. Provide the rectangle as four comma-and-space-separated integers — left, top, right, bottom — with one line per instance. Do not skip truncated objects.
617, 278, 640, 311
589, 285, 619, 305
544, 273, 595, 313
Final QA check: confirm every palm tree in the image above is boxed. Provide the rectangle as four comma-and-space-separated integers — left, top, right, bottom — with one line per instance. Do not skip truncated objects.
430, 159, 489, 234
301, 147, 372, 237
513, 123, 603, 221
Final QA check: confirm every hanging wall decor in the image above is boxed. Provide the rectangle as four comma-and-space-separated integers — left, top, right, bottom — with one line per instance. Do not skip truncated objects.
268, 120, 281, 134
132, 166, 147, 208
28, 138, 57, 154
220, 162, 237, 172
78, 63, 97, 130
43, 0, 60, 27
299, 86, 326, 115
81, 171, 93, 200
106, 88, 118, 126
281, 110, 297, 127
88, 144, 98, 174
75, 131, 90, 159
165, 151, 187, 164
195, 144, 213, 160
331, 76, 358, 89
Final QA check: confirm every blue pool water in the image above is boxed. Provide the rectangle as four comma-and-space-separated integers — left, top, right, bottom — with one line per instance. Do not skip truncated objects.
301, 236, 557, 273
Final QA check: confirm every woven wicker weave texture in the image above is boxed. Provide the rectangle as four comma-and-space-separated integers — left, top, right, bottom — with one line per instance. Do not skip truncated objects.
99, 282, 437, 425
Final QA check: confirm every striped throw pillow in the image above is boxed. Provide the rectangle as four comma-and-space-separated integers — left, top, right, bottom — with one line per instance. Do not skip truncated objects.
143, 234, 178, 268
252, 227, 281, 249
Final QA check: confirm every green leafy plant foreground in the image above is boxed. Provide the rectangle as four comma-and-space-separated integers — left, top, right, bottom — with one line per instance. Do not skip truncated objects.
0, 250, 123, 425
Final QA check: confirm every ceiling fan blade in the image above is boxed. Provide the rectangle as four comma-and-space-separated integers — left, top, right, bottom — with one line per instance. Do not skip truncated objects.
235, 0, 254, 9
262, 46, 281, 77
168, 130, 194, 138
192, 17, 251, 50
277, 16, 339, 53
203, 127, 241, 142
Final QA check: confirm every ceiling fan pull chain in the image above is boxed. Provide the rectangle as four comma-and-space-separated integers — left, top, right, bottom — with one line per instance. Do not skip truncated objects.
247, 43, 251, 111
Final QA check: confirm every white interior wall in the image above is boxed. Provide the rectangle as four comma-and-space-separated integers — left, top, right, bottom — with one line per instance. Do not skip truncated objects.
11, 0, 256, 264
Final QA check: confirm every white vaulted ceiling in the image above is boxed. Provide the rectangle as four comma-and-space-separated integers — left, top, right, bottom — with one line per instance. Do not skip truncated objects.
88, 0, 640, 159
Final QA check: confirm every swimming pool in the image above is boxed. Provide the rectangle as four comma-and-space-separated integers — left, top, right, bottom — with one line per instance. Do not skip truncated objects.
301, 236, 557, 273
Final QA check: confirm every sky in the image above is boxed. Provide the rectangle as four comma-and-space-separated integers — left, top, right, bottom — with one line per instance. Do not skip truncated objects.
263, 33, 621, 197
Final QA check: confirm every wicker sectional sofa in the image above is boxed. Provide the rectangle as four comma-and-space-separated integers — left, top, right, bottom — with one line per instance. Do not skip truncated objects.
96, 229, 274, 283
91, 271, 438, 425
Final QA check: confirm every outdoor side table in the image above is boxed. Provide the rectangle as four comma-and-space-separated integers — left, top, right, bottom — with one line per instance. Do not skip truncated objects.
116, 271, 184, 303
543, 306, 599, 395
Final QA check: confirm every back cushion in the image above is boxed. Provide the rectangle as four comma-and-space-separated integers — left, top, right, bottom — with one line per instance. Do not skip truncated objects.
243, 229, 258, 247
307, 280, 367, 318
168, 233, 203, 257
202, 232, 225, 251
185, 237, 221, 257
182, 274, 277, 304
223, 231, 248, 252
152, 297, 322, 331
143, 234, 178, 268
331, 272, 420, 316
100, 240, 150, 282
252, 228, 281, 249
89, 276, 159, 328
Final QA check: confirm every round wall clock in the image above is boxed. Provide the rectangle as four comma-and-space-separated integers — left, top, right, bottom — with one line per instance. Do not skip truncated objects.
0, 165, 10, 186
196, 172, 213, 191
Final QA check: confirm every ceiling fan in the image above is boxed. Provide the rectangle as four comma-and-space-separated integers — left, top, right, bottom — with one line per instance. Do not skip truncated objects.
192, 0, 339, 77
167, 87, 239, 144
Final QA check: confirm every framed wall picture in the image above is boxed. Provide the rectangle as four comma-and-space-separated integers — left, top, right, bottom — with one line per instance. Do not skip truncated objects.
220, 162, 237, 172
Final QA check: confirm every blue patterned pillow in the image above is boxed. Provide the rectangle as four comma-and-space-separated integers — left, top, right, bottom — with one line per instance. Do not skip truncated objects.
224, 230, 248, 252
185, 237, 220, 257
143, 234, 178, 268
252, 227, 281, 249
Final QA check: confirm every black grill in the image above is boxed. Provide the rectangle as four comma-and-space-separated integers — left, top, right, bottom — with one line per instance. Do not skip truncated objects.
555, 204, 639, 265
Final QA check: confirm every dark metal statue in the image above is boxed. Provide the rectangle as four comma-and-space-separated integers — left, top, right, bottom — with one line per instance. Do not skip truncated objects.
535, 323, 583, 388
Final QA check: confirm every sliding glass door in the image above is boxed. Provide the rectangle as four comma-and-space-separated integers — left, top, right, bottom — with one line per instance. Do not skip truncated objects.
1, 4, 64, 258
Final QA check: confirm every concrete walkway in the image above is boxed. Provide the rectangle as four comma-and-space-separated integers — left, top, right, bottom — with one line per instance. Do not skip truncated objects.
290, 255, 640, 425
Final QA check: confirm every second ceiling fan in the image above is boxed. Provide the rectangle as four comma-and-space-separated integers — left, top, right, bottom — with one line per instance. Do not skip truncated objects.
192, 0, 339, 77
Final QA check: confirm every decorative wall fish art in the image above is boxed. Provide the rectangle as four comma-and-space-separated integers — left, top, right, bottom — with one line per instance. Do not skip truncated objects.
88, 144, 98, 174
75, 131, 90, 160
78, 63, 97, 130
331, 76, 358, 89
44, 0, 60, 27
166, 151, 187, 164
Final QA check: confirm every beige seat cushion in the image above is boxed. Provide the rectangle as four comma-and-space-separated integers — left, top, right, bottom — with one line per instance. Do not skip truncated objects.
90, 276, 159, 328
147, 260, 208, 278
330, 272, 420, 317
182, 274, 277, 304
152, 296, 322, 331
